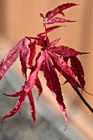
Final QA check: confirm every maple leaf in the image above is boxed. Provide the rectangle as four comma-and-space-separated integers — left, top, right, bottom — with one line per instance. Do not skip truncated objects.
1, 86, 26, 123
2, 86, 36, 126
30, 65, 43, 98
0, 38, 31, 80
45, 17, 75, 24
24, 51, 45, 93
27, 90, 36, 126
70, 56, 85, 88
38, 25, 61, 35
45, 3, 77, 20
28, 39, 36, 67
43, 53, 67, 130
20, 38, 31, 79
0, 2, 92, 130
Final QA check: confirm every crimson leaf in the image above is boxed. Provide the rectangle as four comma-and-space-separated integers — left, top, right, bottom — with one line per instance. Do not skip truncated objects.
45, 3, 77, 20
49, 45, 88, 57
48, 38, 61, 48
28, 40, 36, 67
45, 17, 75, 24
38, 25, 61, 35
20, 38, 31, 79
3, 86, 24, 97
28, 90, 36, 126
0, 38, 31, 80
35, 76, 43, 98
24, 51, 45, 93
70, 56, 85, 88
0, 44, 20, 80
30, 65, 43, 98
48, 51, 80, 88
43, 53, 67, 130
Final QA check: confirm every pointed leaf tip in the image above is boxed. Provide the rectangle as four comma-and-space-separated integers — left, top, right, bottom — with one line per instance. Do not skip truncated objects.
0, 44, 20, 80
0, 94, 26, 123
46, 17, 76, 24
28, 90, 36, 126
38, 26, 61, 36
40, 13, 44, 18
49, 45, 88, 57
45, 3, 78, 20
48, 38, 61, 48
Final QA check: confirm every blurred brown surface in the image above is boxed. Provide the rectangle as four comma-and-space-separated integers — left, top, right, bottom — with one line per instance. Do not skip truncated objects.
0, 0, 93, 140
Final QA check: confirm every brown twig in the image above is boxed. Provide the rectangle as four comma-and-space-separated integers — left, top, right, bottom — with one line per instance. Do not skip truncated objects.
70, 83, 93, 113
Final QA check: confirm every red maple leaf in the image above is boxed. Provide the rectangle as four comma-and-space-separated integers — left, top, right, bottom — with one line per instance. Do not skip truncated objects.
0, 2, 92, 130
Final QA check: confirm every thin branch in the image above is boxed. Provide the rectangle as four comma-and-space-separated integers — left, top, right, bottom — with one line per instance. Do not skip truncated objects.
70, 83, 93, 113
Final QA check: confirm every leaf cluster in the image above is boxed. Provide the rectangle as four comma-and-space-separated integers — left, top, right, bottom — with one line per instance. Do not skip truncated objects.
0, 2, 92, 130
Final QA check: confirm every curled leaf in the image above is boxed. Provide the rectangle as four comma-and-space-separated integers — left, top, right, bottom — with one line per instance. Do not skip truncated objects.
45, 3, 77, 20
0, 43, 20, 80
0, 38, 31, 80
3, 86, 25, 97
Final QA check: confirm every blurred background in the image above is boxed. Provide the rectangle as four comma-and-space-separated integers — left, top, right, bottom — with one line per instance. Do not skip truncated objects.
0, 0, 93, 140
